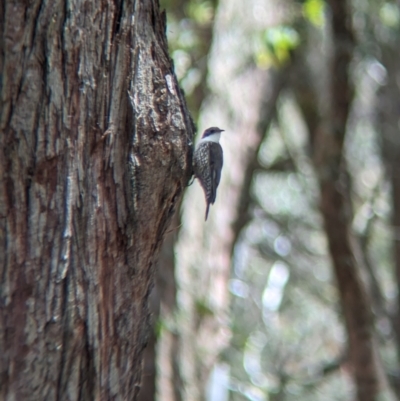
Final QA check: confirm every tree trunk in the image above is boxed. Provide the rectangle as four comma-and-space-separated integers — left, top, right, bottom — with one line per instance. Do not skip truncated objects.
175, 1, 290, 400
379, 39, 400, 397
155, 211, 184, 401
318, 4, 385, 399
0, 1, 193, 400
292, 2, 392, 400
138, 0, 217, 396
138, 209, 184, 401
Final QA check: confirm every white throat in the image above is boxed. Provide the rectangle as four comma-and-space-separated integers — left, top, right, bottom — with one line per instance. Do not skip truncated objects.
200, 132, 221, 143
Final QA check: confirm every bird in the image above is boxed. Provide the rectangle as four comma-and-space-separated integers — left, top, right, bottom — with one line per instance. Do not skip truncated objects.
193, 127, 225, 221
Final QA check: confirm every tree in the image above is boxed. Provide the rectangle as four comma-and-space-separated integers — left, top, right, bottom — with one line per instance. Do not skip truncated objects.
174, 1, 291, 400
293, 0, 390, 396
0, 1, 193, 399
223, 0, 398, 400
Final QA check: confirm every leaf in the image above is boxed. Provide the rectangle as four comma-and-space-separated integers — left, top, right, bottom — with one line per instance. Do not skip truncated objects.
256, 26, 300, 67
303, 0, 325, 26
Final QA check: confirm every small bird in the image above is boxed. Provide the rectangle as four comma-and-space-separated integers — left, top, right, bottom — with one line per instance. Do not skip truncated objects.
193, 127, 225, 220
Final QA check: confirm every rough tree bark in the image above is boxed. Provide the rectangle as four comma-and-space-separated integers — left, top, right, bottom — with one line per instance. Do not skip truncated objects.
138, 210, 183, 401
0, 1, 193, 400
138, 0, 217, 398
155, 214, 183, 401
175, 1, 290, 400
292, 2, 392, 400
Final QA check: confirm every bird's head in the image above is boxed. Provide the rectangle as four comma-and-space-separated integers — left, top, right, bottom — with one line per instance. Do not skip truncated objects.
202, 127, 225, 138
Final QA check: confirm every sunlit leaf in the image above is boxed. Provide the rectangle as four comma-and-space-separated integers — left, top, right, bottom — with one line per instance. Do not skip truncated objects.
256, 26, 300, 67
264, 26, 300, 51
302, 0, 325, 26
186, 1, 215, 25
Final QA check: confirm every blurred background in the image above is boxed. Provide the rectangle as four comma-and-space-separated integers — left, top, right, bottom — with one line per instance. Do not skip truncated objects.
140, 0, 400, 400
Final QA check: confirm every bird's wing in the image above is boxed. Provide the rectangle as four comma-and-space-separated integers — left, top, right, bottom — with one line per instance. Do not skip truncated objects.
194, 143, 212, 199
209, 143, 223, 204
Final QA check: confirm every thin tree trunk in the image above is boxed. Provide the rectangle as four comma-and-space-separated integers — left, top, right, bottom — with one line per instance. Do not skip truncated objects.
293, 2, 392, 399
319, 4, 384, 398
379, 40, 400, 397
175, 1, 290, 400
0, 1, 193, 400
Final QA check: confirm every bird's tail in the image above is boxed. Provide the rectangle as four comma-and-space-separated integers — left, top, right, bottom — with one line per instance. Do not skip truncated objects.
205, 203, 210, 221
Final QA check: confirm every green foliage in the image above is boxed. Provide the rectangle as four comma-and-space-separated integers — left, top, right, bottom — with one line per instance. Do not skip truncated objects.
186, 1, 215, 25
256, 26, 300, 68
302, 0, 325, 26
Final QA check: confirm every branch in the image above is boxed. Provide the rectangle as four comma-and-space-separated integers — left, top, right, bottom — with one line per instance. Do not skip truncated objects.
232, 65, 292, 249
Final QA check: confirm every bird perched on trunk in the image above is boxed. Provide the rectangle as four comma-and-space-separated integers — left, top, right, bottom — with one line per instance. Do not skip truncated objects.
193, 127, 225, 220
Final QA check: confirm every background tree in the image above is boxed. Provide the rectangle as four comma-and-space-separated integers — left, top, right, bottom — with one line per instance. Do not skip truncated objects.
174, 1, 292, 400
225, 0, 400, 400
157, 0, 400, 400
0, 1, 193, 400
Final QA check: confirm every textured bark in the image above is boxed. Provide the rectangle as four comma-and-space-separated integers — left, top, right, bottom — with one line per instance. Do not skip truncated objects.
155, 211, 183, 401
175, 1, 289, 400
137, 288, 159, 401
138, 1, 216, 398
137, 210, 183, 401
293, 3, 391, 400
0, 1, 193, 400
